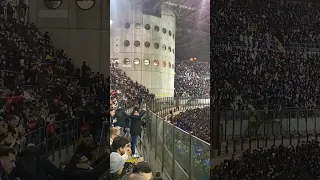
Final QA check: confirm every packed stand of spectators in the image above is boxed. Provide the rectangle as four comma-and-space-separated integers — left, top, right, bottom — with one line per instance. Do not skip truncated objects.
172, 107, 210, 143
110, 67, 154, 108
213, 0, 320, 110
214, 0, 320, 46
212, 140, 320, 180
166, 108, 210, 179
0, 2, 116, 180
174, 60, 210, 97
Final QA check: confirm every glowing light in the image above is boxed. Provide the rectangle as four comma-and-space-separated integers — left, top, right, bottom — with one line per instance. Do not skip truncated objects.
110, 20, 113, 25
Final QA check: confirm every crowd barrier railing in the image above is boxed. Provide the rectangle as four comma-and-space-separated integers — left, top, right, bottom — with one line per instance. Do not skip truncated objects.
213, 108, 320, 157
17, 118, 79, 162
144, 97, 210, 180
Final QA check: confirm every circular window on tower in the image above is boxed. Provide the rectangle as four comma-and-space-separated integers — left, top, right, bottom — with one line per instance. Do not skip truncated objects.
76, 0, 95, 10
162, 28, 167, 34
162, 61, 166, 67
124, 58, 130, 65
168, 62, 171, 68
154, 43, 159, 49
153, 60, 159, 66
124, 23, 130, 29
133, 58, 140, 65
154, 26, 159, 32
169, 30, 172, 36
134, 41, 140, 47
135, 23, 141, 29
144, 41, 150, 48
44, 0, 62, 9
124, 40, 130, 47
162, 44, 166, 51
145, 24, 151, 30
144, 59, 150, 65
168, 46, 171, 52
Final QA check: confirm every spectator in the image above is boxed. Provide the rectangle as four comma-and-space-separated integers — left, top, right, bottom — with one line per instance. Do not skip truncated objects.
13, 144, 61, 180
110, 109, 116, 127
133, 161, 153, 180
63, 152, 109, 180
127, 173, 148, 180
74, 135, 97, 162
129, 108, 145, 156
114, 106, 130, 135
0, 147, 16, 180
110, 152, 125, 180
110, 127, 120, 145
111, 136, 131, 157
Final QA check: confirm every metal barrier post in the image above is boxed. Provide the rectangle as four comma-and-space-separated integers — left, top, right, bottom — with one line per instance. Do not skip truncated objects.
162, 115, 165, 173
289, 109, 292, 145
172, 126, 176, 179
232, 111, 236, 153
306, 110, 309, 141
240, 110, 244, 151
224, 112, 228, 154
297, 110, 300, 144
188, 132, 193, 180
315, 109, 318, 140
155, 115, 158, 160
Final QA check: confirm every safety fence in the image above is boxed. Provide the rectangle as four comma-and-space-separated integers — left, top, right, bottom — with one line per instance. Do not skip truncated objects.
17, 118, 79, 162
213, 108, 320, 157
144, 97, 210, 180
15, 104, 134, 161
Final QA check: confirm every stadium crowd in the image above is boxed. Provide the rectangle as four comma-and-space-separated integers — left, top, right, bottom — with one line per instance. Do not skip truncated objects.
0, 1, 158, 180
174, 60, 210, 97
212, 0, 320, 179
214, 0, 320, 110
172, 107, 210, 143
212, 140, 320, 180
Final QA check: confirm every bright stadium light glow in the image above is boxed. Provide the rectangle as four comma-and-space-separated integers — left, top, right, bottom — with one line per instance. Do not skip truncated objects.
110, 20, 113, 25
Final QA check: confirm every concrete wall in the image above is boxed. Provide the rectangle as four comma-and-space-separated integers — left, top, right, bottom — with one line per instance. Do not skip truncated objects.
27, 0, 109, 75
110, 0, 175, 97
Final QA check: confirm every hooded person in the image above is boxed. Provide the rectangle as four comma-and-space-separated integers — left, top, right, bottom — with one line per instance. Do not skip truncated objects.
110, 152, 125, 180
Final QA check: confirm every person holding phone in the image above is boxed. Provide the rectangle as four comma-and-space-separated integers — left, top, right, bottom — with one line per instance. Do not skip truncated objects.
129, 107, 145, 157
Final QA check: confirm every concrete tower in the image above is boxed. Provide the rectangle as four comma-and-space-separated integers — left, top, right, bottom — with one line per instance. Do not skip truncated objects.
110, 0, 176, 97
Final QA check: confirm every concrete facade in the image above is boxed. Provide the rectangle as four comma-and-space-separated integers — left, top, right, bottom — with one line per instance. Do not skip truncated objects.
110, 0, 176, 97
27, 0, 109, 76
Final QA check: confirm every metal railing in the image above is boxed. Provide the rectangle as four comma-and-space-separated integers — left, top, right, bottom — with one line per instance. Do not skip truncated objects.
213, 108, 320, 157
144, 97, 210, 180
17, 118, 79, 161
